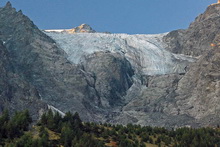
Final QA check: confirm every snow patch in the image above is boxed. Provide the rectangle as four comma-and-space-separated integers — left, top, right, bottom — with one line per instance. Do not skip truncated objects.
47, 105, 65, 117
44, 29, 65, 33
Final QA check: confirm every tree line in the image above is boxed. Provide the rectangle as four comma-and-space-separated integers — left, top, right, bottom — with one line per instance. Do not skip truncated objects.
1, 109, 220, 147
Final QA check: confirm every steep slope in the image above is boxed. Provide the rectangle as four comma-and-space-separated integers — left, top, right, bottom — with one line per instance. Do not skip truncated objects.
116, 2, 220, 127
0, 40, 46, 120
174, 44, 220, 126
163, 3, 220, 56
81, 52, 134, 108
115, 46, 220, 127
0, 2, 134, 122
113, 74, 195, 127
0, 2, 93, 120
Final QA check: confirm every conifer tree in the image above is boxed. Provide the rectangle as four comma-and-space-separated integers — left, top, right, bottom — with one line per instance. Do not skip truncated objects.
46, 109, 55, 130
61, 123, 74, 147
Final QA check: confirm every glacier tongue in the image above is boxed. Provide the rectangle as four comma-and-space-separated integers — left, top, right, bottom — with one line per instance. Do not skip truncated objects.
45, 31, 195, 75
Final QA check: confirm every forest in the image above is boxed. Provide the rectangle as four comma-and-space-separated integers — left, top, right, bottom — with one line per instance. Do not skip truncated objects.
0, 109, 220, 147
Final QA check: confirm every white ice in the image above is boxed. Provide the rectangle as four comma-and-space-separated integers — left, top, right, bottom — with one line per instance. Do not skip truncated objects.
44, 31, 195, 75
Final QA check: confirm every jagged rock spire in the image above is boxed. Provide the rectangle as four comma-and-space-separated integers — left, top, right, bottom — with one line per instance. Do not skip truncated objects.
218, 0, 220, 3
5, 1, 12, 8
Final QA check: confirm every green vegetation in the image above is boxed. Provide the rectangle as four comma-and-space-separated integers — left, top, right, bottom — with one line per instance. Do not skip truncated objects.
0, 109, 220, 147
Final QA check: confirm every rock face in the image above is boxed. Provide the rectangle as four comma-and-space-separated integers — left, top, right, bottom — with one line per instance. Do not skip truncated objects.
113, 74, 196, 127
163, 3, 220, 56
0, 40, 46, 121
1, 2, 220, 128
0, 2, 94, 121
175, 45, 220, 126
81, 52, 134, 108
66, 24, 96, 33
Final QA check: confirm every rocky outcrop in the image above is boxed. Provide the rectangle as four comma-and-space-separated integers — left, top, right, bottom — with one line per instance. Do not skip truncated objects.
163, 3, 220, 56
81, 52, 134, 108
66, 24, 96, 33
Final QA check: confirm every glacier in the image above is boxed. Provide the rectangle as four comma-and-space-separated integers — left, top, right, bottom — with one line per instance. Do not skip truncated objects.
44, 31, 195, 75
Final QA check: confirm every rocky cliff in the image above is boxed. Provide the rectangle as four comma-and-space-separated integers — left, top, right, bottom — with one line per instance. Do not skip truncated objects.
163, 3, 220, 57
1, 2, 220, 128
0, 37, 46, 121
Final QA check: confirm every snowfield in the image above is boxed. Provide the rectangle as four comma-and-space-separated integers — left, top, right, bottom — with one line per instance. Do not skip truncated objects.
45, 31, 195, 75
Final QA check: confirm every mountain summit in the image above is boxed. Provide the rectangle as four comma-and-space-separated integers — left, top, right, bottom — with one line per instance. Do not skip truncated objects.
45, 24, 96, 33
66, 24, 96, 33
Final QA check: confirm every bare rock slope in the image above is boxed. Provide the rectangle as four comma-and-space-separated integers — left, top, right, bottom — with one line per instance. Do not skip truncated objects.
0, 39, 46, 121
163, 3, 220, 56
0, 2, 134, 122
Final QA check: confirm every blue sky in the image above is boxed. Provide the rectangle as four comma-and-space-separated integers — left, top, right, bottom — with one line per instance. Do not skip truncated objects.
0, 0, 217, 34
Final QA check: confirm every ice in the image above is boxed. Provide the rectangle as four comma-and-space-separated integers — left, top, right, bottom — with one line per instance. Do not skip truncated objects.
45, 31, 195, 75
47, 105, 65, 117
44, 29, 65, 33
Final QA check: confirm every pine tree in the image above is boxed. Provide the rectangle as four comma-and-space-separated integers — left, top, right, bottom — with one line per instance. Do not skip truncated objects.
39, 133, 49, 147
53, 112, 62, 132
0, 109, 9, 124
40, 113, 47, 126
15, 133, 33, 147
63, 111, 73, 123
73, 112, 83, 129
60, 123, 74, 147
11, 110, 32, 132
46, 109, 55, 130
0, 109, 9, 138
6, 121, 19, 139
